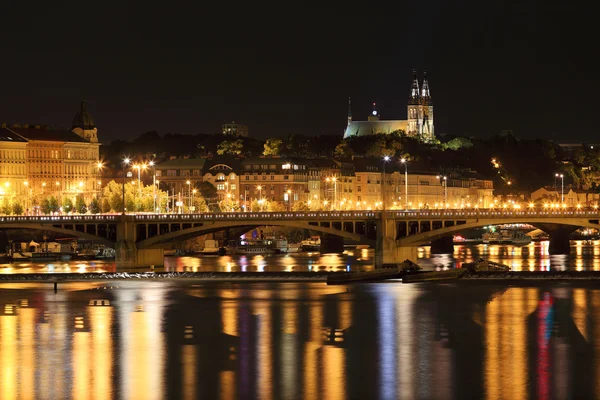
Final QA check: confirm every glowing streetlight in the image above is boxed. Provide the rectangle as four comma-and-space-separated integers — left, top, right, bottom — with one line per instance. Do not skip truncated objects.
400, 158, 408, 210
122, 158, 130, 213
437, 175, 448, 207
382, 156, 390, 211
555, 173, 564, 204
148, 160, 156, 212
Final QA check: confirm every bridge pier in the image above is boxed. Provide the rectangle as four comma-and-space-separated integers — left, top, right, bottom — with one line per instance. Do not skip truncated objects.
430, 236, 454, 254
116, 218, 164, 268
375, 219, 418, 268
537, 224, 577, 255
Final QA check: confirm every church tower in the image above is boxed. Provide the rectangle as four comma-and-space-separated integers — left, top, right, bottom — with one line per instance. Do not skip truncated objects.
419, 71, 434, 139
347, 97, 352, 126
72, 101, 98, 143
407, 69, 420, 135
367, 102, 380, 121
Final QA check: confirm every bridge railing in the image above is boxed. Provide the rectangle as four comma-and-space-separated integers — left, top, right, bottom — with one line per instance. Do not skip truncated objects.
0, 215, 120, 223
386, 210, 600, 218
132, 211, 380, 222
1, 209, 599, 224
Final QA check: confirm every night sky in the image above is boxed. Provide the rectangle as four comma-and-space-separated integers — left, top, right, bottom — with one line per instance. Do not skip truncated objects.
1, 1, 595, 144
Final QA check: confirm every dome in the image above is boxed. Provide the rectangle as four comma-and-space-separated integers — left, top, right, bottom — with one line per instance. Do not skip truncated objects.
72, 101, 95, 130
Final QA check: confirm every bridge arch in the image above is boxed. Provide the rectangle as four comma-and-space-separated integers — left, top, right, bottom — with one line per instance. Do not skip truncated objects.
397, 217, 600, 246
0, 223, 114, 247
136, 220, 371, 249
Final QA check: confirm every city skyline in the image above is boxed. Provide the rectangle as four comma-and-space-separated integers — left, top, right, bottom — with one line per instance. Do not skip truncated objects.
1, 2, 597, 143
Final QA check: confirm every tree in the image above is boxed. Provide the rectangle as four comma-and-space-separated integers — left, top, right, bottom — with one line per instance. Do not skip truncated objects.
12, 202, 24, 215
444, 137, 473, 151
193, 195, 209, 213
41, 199, 51, 215
75, 195, 87, 214
48, 196, 59, 213
263, 138, 283, 156
334, 141, 354, 158
365, 137, 389, 158
217, 139, 243, 155
101, 198, 111, 213
62, 198, 74, 213
292, 201, 310, 211
196, 182, 218, 202
219, 197, 241, 212
89, 197, 101, 214
1, 198, 11, 215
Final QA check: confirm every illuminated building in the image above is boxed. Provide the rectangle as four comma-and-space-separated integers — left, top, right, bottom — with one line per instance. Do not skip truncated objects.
344, 70, 434, 140
222, 121, 248, 137
0, 102, 100, 208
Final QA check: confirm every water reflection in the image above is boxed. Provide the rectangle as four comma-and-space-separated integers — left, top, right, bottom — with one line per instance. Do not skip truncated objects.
1, 282, 600, 398
5, 241, 600, 274
421, 240, 600, 270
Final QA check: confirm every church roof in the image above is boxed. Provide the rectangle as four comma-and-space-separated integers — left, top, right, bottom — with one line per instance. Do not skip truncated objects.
7, 125, 89, 143
343, 120, 408, 139
72, 101, 95, 130
0, 127, 28, 142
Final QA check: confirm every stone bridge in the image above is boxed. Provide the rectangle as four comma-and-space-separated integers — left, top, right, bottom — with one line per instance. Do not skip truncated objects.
1, 209, 598, 267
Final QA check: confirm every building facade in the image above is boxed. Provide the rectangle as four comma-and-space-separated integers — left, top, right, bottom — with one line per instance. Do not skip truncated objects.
344, 70, 434, 140
240, 157, 309, 210
222, 121, 248, 137
0, 102, 101, 211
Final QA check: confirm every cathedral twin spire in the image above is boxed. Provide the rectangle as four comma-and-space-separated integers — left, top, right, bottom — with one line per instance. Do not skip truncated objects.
410, 69, 431, 105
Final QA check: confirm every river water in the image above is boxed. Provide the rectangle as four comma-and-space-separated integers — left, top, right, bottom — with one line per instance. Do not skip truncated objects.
1, 280, 599, 399
2, 240, 600, 273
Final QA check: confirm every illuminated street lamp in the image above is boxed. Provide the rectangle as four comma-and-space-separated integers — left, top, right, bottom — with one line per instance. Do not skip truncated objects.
382, 156, 390, 211
256, 185, 263, 211
96, 161, 103, 198
286, 189, 292, 211
400, 158, 408, 210
122, 158, 130, 213
24, 181, 29, 212
555, 173, 564, 204
437, 175, 448, 207
148, 160, 156, 213
186, 180, 191, 213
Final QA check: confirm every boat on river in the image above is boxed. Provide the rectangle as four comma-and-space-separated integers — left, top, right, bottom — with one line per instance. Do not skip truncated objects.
482, 230, 532, 245
301, 236, 321, 251
226, 238, 288, 255
201, 240, 226, 255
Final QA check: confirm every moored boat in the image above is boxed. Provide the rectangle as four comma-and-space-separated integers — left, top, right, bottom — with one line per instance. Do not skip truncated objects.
301, 236, 321, 251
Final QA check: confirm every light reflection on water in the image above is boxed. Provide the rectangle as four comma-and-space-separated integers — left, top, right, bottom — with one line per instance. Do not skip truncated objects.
1, 281, 600, 398
419, 240, 600, 271
3, 241, 600, 273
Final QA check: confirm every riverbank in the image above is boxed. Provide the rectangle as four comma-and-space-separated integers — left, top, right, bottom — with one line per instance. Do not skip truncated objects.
0, 271, 332, 283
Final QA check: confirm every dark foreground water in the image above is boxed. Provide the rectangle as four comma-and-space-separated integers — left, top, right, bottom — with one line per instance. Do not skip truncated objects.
1, 281, 600, 399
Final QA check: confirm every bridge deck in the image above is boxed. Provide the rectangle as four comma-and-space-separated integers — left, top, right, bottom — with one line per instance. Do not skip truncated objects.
0, 209, 599, 224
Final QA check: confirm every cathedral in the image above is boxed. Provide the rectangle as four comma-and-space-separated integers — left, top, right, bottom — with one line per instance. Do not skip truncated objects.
343, 70, 435, 140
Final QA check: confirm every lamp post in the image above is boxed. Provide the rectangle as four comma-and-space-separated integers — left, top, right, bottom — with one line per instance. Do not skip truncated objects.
287, 189, 292, 211
122, 158, 130, 213
186, 180, 191, 213
96, 161, 103, 198
437, 175, 448, 207
400, 158, 408, 210
23, 181, 29, 213
192, 189, 197, 213
149, 161, 156, 213
332, 177, 337, 210
555, 173, 564, 204
382, 156, 390, 211
55, 181, 61, 210
257, 185, 262, 211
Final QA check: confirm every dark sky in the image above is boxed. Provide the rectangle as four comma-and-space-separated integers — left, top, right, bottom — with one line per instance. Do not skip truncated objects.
0, 1, 596, 144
